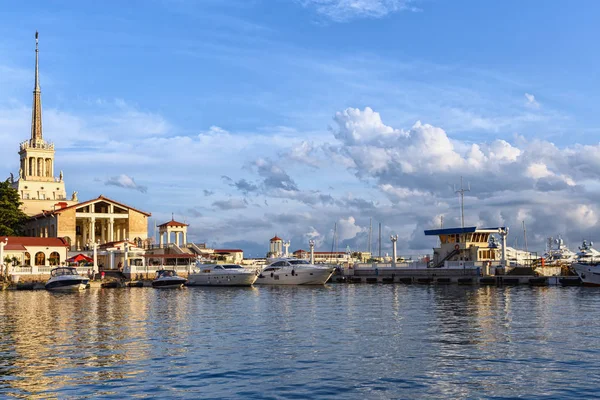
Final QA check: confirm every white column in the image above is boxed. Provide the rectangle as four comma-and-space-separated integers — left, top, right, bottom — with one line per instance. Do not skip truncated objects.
82, 220, 88, 249
176, 231, 180, 246
124, 242, 129, 273
309, 240, 315, 264
183, 232, 187, 245
100, 219, 106, 243
93, 242, 98, 273
90, 217, 96, 244
0, 238, 7, 277
108, 218, 114, 242
159, 231, 164, 247
391, 235, 398, 267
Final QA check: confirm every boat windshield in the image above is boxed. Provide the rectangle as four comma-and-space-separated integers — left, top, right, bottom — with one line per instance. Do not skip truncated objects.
51, 267, 78, 277
288, 260, 310, 265
223, 265, 243, 269
157, 270, 177, 277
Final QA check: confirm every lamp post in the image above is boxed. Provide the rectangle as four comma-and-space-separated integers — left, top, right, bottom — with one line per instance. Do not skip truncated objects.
309, 240, 315, 264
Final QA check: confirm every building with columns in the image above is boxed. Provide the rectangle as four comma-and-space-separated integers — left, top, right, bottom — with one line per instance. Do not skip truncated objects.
25, 196, 150, 250
10, 32, 78, 216
158, 219, 188, 247
269, 235, 283, 257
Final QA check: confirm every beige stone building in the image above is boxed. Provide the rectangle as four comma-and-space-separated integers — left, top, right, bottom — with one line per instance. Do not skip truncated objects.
26, 196, 151, 250
10, 32, 78, 216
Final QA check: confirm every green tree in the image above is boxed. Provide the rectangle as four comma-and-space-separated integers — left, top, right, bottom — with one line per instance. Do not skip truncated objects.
0, 179, 28, 236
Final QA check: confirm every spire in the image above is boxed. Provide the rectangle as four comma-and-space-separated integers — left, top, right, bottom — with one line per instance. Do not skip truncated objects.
30, 31, 43, 143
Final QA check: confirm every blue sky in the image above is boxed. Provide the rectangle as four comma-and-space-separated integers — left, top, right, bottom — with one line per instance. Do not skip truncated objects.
2, 0, 600, 256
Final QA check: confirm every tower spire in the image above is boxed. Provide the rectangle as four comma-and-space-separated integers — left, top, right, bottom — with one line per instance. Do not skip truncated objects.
31, 31, 43, 143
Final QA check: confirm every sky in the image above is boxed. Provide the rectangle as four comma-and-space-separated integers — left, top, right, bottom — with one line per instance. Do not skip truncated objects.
2, 0, 600, 257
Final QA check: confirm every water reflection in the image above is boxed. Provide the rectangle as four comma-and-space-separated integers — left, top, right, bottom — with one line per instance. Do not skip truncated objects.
0, 286, 600, 398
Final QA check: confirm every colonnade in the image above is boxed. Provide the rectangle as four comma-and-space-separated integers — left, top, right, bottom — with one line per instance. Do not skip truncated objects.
159, 230, 187, 247
79, 217, 129, 247
21, 156, 54, 178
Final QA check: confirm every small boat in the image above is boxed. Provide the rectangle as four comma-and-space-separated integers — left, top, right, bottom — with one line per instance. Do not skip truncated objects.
45, 267, 89, 291
255, 258, 335, 285
187, 264, 258, 286
571, 240, 600, 286
152, 270, 187, 288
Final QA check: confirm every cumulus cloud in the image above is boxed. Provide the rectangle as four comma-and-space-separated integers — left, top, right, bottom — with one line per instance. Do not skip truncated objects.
525, 93, 540, 109
298, 0, 419, 22
105, 174, 148, 193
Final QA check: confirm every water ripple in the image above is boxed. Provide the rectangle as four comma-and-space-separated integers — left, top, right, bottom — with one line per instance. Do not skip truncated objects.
0, 286, 599, 398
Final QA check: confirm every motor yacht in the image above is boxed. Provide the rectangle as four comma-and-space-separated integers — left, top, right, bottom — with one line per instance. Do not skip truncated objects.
45, 267, 89, 291
255, 258, 335, 285
187, 263, 258, 286
571, 240, 600, 286
152, 269, 187, 288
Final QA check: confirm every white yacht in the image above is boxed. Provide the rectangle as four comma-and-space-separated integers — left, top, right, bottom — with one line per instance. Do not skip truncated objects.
45, 267, 89, 291
187, 264, 258, 286
571, 240, 600, 286
152, 270, 187, 288
255, 258, 335, 285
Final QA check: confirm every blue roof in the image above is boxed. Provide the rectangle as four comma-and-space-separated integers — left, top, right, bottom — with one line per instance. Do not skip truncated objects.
424, 226, 506, 236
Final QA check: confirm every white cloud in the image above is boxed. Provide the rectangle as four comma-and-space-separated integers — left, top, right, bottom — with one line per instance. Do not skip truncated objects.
105, 174, 148, 193
298, 0, 418, 22
525, 92, 540, 109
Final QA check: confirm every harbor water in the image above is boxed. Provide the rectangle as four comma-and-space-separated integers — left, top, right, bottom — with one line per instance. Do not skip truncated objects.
1, 285, 599, 399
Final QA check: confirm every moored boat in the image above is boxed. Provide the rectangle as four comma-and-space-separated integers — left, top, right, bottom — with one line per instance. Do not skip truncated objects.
255, 258, 335, 285
45, 267, 89, 291
571, 240, 600, 286
152, 270, 187, 288
187, 264, 258, 286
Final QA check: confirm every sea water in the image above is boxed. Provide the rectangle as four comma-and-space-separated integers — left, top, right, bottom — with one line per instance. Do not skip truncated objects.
0, 285, 599, 399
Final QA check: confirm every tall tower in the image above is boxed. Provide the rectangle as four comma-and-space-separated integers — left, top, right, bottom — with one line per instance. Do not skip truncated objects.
12, 32, 75, 216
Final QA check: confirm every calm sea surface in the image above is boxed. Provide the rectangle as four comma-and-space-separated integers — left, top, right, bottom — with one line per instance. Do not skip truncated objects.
1, 285, 599, 399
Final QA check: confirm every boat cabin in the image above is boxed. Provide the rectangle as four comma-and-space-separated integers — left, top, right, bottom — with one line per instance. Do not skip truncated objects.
50, 267, 79, 277
424, 226, 507, 268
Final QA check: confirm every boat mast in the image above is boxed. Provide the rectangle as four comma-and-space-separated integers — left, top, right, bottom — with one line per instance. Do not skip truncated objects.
368, 218, 372, 255
378, 222, 382, 260
454, 176, 470, 229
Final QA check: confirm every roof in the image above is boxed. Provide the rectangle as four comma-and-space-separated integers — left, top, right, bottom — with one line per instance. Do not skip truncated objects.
214, 249, 243, 253
5, 244, 27, 251
143, 254, 196, 259
158, 220, 188, 227
29, 195, 152, 218
270, 235, 282, 242
424, 226, 506, 236
0, 236, 69, 248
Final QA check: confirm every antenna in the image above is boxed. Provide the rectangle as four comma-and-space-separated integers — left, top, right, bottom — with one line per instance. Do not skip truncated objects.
378, 222, 382, 260
454, 176, 470, 229
368, 218, 372, 255
523, 221, 528, 254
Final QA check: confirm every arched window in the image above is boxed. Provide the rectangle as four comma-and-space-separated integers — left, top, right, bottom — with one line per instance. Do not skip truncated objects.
49, 252, 60, 266
24, 252, 31, 266
35, 252, 45, 266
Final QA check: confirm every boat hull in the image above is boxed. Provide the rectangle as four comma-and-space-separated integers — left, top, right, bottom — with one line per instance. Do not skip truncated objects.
152, 277, 187, 288
46, 278, 89, 292
187, 273, 257, 286
571, 263, 600, 286
255, 268, 334, 285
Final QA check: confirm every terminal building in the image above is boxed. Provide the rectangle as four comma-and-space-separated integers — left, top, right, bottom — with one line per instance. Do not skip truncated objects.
8, 33, 151, 250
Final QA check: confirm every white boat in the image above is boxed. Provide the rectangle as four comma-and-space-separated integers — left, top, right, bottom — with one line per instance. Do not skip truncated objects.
152, 270, 187, 288
255, 258, 335, 285
187, 264, 258, 286
45, 267, 89, 291
571, 240, 600, 286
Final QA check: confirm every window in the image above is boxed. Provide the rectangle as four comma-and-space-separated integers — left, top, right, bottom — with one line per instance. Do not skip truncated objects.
271, 261, 287, 267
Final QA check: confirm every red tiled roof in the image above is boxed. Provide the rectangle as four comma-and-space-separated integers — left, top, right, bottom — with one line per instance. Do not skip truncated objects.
158, 220, 188, 227
270, 235, 282, 242
0, 236, 69, 248
29, 195, 151, 219
5, 244, 27, 251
